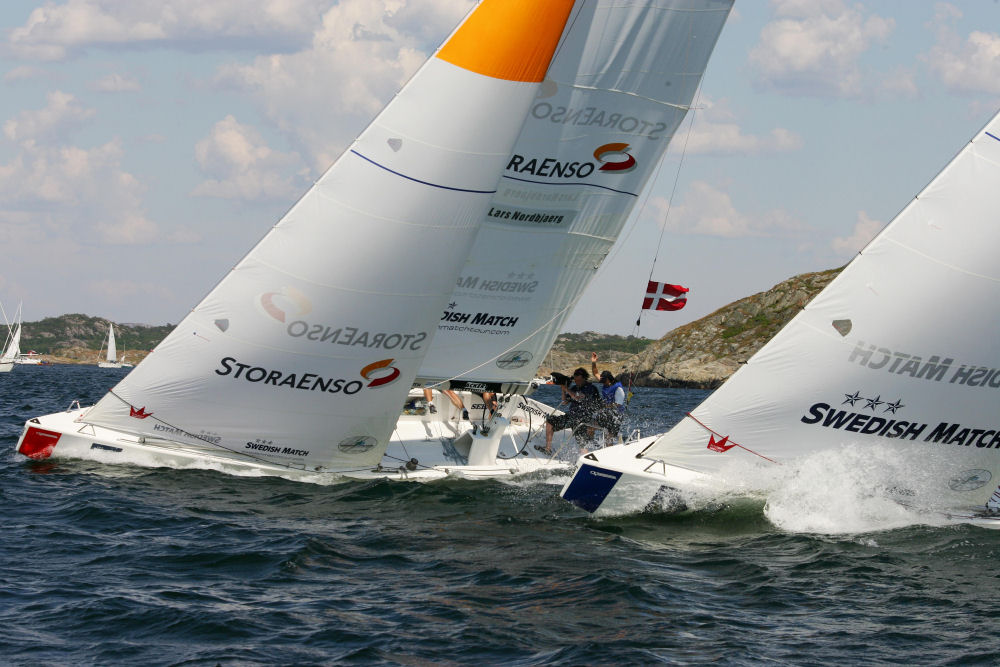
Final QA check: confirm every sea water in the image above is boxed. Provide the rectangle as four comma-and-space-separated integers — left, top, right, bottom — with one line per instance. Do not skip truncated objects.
2, 366, 998, 665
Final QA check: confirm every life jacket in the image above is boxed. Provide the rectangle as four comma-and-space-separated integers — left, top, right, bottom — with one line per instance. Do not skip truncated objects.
601, 381, 625, 413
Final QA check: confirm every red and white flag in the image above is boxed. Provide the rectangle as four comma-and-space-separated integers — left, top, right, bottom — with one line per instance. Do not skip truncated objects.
643, 281, 688, 311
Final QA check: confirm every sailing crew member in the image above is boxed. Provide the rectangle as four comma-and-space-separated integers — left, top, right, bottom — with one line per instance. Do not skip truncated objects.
423, 387, 466, 416
537, 367, 600, 454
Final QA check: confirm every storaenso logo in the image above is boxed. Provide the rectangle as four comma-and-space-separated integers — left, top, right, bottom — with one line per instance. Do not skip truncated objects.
257, 289, 427, 351
258, 286, 312, 323
216, 356, 365, 395
497, 350, 533, 370
505, 142, 638, 180
215, 357, 401, 394
359, 358, 400, 388
530, 101, 669, 140
594, 143, 636, 173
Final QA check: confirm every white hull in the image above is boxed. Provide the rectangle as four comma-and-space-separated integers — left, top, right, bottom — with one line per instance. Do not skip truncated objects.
559, 438, 715, 516
97, 362, 122, 368
0, 361, 12, 373
16, 391, 592, 482
559, 440, 1000, 529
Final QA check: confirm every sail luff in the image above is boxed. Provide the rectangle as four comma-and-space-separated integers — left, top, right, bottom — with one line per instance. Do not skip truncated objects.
79, 0, 578, 472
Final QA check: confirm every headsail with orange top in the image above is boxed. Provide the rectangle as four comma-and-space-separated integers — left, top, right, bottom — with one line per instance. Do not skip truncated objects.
72, 0, 575, 472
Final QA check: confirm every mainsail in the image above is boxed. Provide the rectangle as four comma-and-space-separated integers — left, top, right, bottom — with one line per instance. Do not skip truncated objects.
106, 324, 117, 364
1, 323, 20, 364
641, 111, 1000, 487
417, 0, 733, 392
81, 0, 577, 472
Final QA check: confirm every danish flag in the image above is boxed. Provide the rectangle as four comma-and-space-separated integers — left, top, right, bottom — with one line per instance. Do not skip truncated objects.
643, 281, 688, 311
129, 406, 153, 419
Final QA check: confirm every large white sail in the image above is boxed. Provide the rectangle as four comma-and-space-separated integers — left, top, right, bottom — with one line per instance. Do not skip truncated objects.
641, 111, 1000, 484
106, 324, 117, 363
81, 0, 577, 472
417, 0, 733, 392
1, 323, 20, 364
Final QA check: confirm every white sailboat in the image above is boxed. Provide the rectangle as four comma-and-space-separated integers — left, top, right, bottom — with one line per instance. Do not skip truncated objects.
0, 314, 19, 374
15, 0, 733, 482
1, 301, 24, 372
560, 110, 1000, 526
97, 323, 123, 368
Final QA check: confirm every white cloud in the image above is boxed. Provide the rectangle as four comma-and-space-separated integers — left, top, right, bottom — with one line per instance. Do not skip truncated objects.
649, 180, 807, 238
0, 92, 159, 245
749, 0, 894, 98
212, 0, 473, 170
923, 4, 1000, 96
832, 210, 883, 255
91, 72, 141, 92
8, 0, 334, 61
3, 90, 94, 143
192, 115, 304, 201
685, 98, 802, 155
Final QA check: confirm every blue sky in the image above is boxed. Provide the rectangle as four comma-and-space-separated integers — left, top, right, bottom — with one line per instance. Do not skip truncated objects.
1, 1, 999, 339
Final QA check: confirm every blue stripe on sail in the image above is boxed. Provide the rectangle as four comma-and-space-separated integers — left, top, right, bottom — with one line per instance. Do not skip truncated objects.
502, 174, 639, 197
986, 131, 1000, 143
350, 150, 497, 194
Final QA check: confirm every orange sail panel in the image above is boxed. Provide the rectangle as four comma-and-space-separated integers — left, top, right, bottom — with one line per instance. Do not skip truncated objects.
437, 0, 575, 82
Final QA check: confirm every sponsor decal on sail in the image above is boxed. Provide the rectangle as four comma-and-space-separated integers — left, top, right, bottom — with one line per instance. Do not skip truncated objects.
258, 286, 311, 323
707, 434, 734, 452
258, 289, 428, 351
948, 469, 992, 491
454, 273, 538, 296
504, 142, 639, 182
214, 356, 400, 394
359, 358, 400, 388
487, 205, 576, 227
529, 99, 671, 140
496, 350, 533, 369
245, 437, 309, 458
800, 390, 1000, 448
338, 435, 377, 453
129, 405, 153, 419
439, 303, 520, 336
594, 143, 636, 173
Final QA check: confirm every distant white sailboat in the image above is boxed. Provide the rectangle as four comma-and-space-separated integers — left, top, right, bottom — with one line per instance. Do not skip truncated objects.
97, 323, 124, 368
0, 322, 19, 373
1, 301, 23, 373
560, 110, 1000, 527
15, 0, 732, 481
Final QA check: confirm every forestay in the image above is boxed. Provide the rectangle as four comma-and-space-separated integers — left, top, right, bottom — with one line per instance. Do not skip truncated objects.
417, 0, 733, 392
642, 112, 1000, 485
81, 0, 577, 472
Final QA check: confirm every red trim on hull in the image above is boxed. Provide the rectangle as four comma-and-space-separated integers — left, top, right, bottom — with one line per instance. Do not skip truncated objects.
19, 427, 61, 459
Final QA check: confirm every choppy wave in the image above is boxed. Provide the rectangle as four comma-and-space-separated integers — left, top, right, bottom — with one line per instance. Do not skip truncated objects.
2, 367, 999, 665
